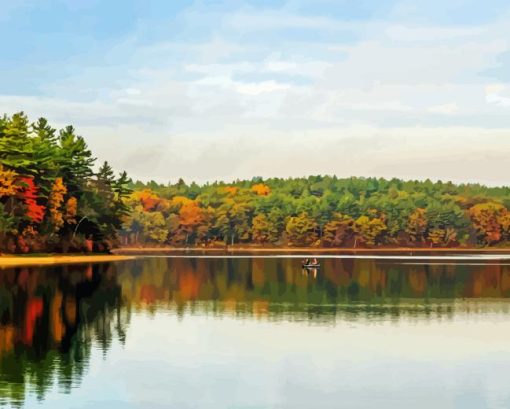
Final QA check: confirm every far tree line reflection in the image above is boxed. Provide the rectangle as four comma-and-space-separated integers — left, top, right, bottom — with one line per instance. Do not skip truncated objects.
118, 258, 510, 316
1, 258, 510, 405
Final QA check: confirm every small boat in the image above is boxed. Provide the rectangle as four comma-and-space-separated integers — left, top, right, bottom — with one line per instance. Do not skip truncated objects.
302, 263, 320, 268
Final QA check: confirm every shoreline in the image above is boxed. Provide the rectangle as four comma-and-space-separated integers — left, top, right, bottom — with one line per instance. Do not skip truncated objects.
112, 246, 510, 255
0, 254, 134, 268
3, 247, 510, 267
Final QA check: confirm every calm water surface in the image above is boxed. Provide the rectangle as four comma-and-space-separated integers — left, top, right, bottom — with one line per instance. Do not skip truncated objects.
1, 256, 510, 408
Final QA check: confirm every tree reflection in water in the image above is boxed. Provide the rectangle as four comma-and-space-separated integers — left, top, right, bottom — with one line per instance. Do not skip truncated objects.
117, 257, 510, 321
0, 263, 127, 407
1, 257, 510, 405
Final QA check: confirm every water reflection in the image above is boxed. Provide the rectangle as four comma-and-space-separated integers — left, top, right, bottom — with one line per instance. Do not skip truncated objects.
0, 264, 127, 407
118, 258, 510, 321
1, 257, 510, 407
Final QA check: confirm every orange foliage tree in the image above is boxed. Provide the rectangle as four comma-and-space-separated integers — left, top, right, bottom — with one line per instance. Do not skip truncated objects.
251, 183, 271, 196
65, 197, 78, 224
469, 202, 509, 245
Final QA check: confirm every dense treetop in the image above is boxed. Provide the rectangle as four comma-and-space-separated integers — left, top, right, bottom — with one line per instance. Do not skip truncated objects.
123, 175, 510, 248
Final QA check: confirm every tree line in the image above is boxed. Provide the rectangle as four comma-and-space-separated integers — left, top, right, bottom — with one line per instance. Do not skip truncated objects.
123, 175, 510, 248
3, 111, 510, 252
0, 112, 131, 253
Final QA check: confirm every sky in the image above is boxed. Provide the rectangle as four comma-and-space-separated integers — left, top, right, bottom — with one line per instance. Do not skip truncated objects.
1, 0, 510, 185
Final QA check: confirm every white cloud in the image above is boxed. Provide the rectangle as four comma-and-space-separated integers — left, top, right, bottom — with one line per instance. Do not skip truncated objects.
485, 84, 510, 107
2, 2, 510, 184
234, 80, 291, 95
427, 103, 459, 114
116, 98, 153, 107
125, 88, 142, 96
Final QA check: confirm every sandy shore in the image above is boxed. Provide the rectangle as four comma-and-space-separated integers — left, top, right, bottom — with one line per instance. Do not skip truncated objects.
0, 254, 134, 268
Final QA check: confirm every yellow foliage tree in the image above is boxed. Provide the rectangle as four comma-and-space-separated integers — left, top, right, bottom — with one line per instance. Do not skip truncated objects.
406, 208, 427, 243
252, 213, 278, 244
65, 197, 78, 224
354, 215, 386, 247
427, 227, 457, 247
48, 177, 67, 231
285, 213, 317, 246
0, 165, 19, 198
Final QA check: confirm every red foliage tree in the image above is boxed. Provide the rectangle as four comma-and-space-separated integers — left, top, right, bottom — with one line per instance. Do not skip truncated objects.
18, 177, 45, 223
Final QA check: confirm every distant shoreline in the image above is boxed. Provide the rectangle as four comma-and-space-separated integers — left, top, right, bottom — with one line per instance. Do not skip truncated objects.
0, 254, 133, 268
112, 246, 510, 255
3, 248, 510, 267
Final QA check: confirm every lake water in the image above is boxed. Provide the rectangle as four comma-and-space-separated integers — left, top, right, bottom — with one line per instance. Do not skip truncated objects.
1, 256, 510, 408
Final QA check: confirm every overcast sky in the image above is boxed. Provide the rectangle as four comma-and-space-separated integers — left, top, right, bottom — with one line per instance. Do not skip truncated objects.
1, 0, 510, 185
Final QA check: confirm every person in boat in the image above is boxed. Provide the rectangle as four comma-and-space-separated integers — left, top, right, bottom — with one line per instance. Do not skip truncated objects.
302, 258, 319, 267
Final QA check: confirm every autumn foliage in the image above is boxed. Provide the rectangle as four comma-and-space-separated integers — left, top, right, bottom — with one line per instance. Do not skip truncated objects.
5, 112, 510, 252
18, 177, 45, 224
122, 176, 510, 248
48, 177, 67, 231
0, 112, 131, 253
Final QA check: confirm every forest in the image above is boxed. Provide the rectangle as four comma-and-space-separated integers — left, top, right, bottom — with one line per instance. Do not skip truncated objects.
0, 112, 131, 253
124, 174, 510, 248
3, 111, 510, 252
